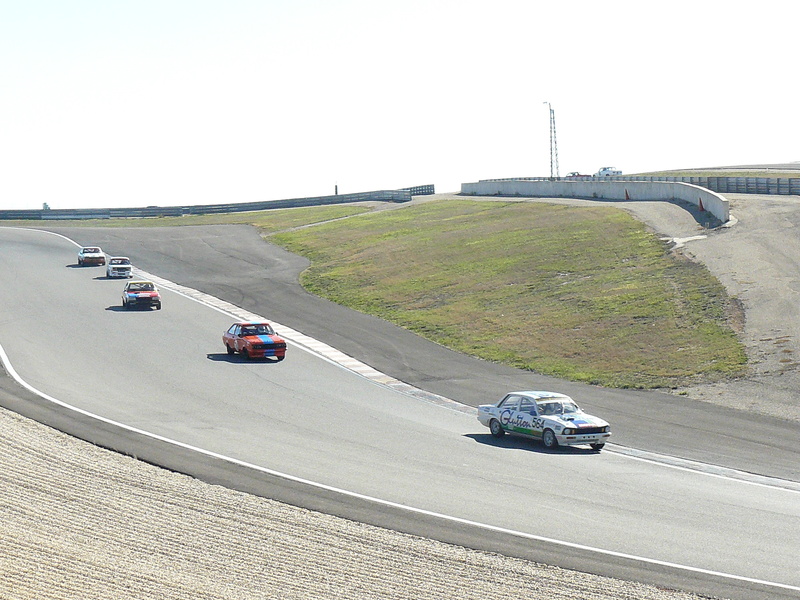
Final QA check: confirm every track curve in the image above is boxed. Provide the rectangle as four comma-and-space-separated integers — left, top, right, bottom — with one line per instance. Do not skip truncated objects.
1, 202, 799, 600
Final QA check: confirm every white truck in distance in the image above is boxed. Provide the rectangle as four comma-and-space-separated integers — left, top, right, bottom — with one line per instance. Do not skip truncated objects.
594, 167, 622, 177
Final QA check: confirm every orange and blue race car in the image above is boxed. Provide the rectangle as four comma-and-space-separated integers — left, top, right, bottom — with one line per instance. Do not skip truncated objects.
223, 321, 287, 361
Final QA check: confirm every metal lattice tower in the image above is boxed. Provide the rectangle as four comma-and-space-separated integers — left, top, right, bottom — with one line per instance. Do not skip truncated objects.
544, 102, 559, 179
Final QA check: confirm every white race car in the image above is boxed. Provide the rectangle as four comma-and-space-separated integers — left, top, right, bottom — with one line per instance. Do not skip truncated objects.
477, 391, 611, 451
106, 256, 133, 278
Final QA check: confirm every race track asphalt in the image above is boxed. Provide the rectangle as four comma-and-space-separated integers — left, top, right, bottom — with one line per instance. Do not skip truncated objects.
38, 194, 800, 483
3, 194, 800, 600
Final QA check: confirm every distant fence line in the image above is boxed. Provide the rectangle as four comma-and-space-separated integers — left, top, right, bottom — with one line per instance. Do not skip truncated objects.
482, 175, 800, 196
624, 175, 800, 195
0, 185, 436, 221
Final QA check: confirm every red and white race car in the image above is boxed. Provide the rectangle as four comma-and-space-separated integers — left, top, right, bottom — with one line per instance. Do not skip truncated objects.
223, 321, 287, 361
121, 280, 162, 310
77, 246, 106, 266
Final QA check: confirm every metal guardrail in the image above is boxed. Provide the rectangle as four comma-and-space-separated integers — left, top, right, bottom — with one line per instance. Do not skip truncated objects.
401, 184, 436, 196
0, 185, 435, 221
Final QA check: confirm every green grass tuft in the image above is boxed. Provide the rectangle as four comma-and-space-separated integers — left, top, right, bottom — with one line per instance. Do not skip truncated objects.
270, 199, 746, 389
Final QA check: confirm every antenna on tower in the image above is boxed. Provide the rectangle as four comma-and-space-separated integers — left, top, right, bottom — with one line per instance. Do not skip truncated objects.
543, 102, 559, 179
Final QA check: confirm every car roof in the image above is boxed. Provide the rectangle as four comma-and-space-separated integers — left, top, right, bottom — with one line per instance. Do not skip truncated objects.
109, 256, 130, 260
508, 391, 573, 400
234, 321, 271, 326
127, 280, 155, 285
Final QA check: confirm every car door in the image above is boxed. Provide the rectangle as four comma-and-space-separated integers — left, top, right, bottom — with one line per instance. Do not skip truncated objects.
518, 396, 545, 439
498, 394, 536, 436
229, 325, 243, 352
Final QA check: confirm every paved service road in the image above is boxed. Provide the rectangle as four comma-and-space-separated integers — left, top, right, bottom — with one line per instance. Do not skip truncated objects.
1, 193, 799, 600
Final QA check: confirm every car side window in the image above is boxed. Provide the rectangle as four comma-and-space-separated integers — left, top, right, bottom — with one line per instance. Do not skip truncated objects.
539, 401, 562, 415
499, 395, 521, 412
518, 397, 537, 415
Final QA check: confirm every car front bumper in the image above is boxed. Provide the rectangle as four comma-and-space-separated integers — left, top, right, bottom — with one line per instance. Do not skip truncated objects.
108, 269, 132, 278
125, 296, 160, 308
247, 348, 286, 358
557, 432, 611, 446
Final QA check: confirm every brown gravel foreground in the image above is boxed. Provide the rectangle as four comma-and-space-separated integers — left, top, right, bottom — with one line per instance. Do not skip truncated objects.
0, 406, 721, 600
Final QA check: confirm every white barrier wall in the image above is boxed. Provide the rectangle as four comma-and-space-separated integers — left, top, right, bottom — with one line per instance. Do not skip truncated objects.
460, 180, 730, 223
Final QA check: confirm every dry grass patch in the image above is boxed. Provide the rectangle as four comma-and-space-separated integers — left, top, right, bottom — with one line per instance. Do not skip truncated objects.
0, 204, 372, 232
271, 198, 746, 388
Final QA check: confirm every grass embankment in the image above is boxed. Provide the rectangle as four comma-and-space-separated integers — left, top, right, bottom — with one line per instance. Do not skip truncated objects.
270, 199, 746, 389
0, 204, 372, 230
8, 198, 746, 388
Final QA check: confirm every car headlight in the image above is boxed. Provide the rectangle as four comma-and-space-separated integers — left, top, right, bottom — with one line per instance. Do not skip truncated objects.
563, 428, 575, 435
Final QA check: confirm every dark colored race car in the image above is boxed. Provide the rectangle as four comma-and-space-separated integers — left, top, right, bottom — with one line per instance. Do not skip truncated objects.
223, 321, 287, 361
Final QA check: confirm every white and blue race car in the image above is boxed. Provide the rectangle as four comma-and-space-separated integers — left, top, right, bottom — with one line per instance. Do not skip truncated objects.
477, 391, 611, 451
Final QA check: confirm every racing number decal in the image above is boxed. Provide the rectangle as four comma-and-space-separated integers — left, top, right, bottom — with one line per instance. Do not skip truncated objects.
500, 410, 545, 434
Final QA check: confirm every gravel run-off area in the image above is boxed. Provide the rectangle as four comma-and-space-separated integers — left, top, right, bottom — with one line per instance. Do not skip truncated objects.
0, 402, 719, 600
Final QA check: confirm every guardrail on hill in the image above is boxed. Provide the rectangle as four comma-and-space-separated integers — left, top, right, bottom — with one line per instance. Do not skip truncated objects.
461, 179, 730, 224
621, 175, 800, 195
483, 175, 800, 196
0, 185, 435, 221
401, 184, 436, 196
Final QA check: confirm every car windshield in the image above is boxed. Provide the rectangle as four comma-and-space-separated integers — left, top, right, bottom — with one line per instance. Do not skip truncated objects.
130, 283, 154, 291
537, 399, 580, 415
111, 258, 129, 265
83, 248, 100, 253
242, 324, 274, 336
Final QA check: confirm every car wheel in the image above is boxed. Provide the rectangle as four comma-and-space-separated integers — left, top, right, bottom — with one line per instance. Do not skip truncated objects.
590, 443, 605, 451
155, 302, 162, 310
241, 347, 250, 360
489, 419, 505, 438
542, 429, 559, 449
226, 344, 235, 356
275, 355, 285, 362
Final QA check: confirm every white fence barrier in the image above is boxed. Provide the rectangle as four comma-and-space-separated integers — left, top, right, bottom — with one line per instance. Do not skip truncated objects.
461, 179, 730, 224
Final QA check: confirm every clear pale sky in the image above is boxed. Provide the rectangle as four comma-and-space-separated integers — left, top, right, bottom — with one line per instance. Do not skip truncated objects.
1, 0, 796, 210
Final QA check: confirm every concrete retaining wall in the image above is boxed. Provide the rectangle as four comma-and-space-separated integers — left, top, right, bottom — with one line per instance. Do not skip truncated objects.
461, 180, 730, 223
